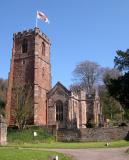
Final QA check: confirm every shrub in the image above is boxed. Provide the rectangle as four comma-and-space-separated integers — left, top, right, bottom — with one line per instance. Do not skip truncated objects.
119, 122, 127, 127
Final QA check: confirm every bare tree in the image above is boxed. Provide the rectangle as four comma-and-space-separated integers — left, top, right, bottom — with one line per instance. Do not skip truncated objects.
70, 83, 82, 94
103, 68, 122, 85
72, 60, 103, 93
0, 78, 8, 117
0, 78, 8, 102
13, 84, 33, 129
0, 99, 6, 117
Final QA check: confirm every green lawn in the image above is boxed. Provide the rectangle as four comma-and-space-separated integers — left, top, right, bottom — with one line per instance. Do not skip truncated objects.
0, 147, 71, 160
1, 141, 128, 160
8, 127, 55, 143
8, 140, 129, 149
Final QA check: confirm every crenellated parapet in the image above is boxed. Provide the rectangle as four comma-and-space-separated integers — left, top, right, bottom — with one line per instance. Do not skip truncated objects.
13, 27, 50, 44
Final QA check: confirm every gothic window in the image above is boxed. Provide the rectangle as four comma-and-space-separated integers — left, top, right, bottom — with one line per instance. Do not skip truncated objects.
22, 39, 28, 53
56, 100, 63, 121
42, 42, 45, 56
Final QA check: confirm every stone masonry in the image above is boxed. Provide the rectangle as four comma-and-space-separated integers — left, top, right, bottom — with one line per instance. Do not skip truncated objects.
57, 126, 129, 142
47, 82, 101, 129
6, 28, 101, 129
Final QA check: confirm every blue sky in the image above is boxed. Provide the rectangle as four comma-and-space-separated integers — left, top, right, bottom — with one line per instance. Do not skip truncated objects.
1, 0, 129, 88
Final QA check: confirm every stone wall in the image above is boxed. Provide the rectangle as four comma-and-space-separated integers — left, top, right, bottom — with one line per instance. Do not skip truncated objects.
79, 127, 129, 141
57, 129, 80, 141
57, 126, 129, 142
0, 116, 7, 145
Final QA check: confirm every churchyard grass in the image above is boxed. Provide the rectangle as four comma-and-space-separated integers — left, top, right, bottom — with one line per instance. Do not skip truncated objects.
0, 147, 71, 160
8, 140, 129, 149
7, 127, 129, 149
8, 127, 55, 143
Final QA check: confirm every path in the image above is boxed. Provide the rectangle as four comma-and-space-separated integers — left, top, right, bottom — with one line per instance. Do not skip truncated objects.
52, 148, 129, 160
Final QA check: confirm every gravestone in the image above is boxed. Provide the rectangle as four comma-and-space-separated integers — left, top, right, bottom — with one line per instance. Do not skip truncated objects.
0, 115, 7, 145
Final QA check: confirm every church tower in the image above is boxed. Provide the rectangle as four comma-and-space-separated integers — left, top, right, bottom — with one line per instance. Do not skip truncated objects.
6, 28, 51, 126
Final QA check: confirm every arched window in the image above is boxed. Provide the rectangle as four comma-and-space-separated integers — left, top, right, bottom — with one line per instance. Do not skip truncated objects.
22, 39, 28, 53
42, 42, 45, 56
56, 100, 63, 121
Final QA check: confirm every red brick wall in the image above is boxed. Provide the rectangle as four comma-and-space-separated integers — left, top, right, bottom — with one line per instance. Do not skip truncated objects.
34, 28, 51, 125
6, 28, 51, 126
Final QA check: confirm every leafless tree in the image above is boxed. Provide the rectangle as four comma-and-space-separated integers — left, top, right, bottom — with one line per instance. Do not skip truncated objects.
0, 78, 8, 117
13, 84, 33, 129
70, 83, 82, 94
72, 60, 103, 93
0, 78, 8, 102
103, 67, 122, 85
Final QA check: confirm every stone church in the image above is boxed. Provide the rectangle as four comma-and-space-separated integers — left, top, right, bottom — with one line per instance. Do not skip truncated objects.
6, 28, 101, 129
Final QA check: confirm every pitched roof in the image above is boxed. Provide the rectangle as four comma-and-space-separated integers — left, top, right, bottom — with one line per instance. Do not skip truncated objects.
47, 81, 71, 97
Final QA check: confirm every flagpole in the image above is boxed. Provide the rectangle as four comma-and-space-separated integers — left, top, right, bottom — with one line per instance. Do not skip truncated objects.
36, 11, 38, 28
36, 18, 38, 28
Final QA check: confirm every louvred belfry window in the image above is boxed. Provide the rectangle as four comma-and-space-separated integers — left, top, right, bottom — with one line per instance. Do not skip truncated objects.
42, 42, 45, 55
22, 39, 28, 53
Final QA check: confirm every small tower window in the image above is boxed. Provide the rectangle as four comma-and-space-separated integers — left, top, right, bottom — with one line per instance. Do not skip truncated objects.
42, 42, 45, 56
22, 39, 28, 53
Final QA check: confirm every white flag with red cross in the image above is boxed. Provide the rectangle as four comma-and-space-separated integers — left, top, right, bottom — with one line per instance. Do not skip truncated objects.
37, 11, 49, 24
